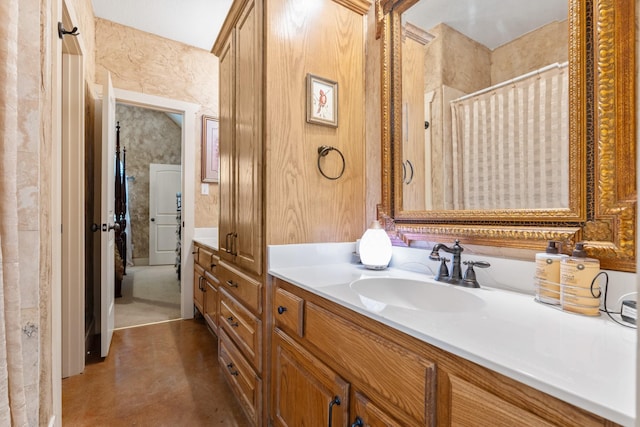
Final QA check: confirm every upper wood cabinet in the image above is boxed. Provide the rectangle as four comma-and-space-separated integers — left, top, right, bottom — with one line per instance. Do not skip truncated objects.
217, 0, 263, 277
213, 0, 368, 250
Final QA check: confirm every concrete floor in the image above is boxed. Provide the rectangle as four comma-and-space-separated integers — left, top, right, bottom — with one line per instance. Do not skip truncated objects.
62, 319, 250, 426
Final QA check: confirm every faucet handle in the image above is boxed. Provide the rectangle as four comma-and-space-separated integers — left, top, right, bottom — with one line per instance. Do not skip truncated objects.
435, 257, 450, 281
464, 260, 490, 269
462, 261, 490, 288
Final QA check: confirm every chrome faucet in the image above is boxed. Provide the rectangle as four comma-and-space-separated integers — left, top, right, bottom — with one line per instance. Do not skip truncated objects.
429, 239, 472, 286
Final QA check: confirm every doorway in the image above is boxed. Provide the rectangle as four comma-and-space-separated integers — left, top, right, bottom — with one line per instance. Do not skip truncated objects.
86, 87, 197, 362
113, 104, 183, 328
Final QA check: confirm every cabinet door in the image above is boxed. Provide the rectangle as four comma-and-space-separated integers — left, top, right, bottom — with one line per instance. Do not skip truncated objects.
272, 330, 349, 427
193, 264, 205, 314
351, 392, 403, 427
233, 0, 262, 276
218, 34, 234, 259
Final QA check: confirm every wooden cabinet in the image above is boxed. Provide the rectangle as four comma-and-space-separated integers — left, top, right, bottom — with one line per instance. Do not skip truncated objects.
272, 329, 349, 427
193, 243, 220, 334
216, 260, 263, 424
271, 278, 620, 427
217, 0, 262, 277
272, 278, 436, 426
212, 0, 371, 423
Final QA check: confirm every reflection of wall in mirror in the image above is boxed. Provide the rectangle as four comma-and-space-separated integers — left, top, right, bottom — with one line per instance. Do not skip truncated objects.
402, 31, 427, 211
402, 19, 569, 211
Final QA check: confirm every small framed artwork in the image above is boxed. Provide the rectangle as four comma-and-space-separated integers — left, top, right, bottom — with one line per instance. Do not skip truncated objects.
201, 115, 219, 183
306, 74, 338, 127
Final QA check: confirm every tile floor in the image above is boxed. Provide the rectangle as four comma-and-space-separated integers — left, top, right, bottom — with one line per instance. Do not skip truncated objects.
62, 319, 250, 426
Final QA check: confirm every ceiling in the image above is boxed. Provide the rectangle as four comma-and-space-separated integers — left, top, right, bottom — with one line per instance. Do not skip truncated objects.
91, 0, 567, 54
91, 0, 234, 51
404, 0, 567, 50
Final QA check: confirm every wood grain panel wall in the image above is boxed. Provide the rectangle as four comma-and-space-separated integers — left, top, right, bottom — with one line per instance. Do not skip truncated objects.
265, 0, 367, 245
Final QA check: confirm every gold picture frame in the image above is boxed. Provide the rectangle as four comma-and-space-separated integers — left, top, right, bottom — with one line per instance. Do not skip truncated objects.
201, 115, 219, 183
306, 74, 338, 127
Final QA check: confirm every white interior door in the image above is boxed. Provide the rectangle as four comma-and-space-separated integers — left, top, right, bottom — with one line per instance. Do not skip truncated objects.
100, 72, 116, 357
149, 163, 181, 265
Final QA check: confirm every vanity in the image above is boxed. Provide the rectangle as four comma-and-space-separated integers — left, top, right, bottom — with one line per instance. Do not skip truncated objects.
200, 0, 636, 424
268, 243, 634, 426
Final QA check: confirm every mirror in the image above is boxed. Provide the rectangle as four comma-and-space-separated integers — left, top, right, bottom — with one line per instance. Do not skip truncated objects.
401, 1, 569, 212
377, 0, 636, 271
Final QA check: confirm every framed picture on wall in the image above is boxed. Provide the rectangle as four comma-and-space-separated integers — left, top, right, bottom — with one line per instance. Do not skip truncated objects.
201, 115, 219, 183
306, 74, 338, 127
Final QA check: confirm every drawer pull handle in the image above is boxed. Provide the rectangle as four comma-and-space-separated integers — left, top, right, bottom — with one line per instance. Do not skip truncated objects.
225, 232, 232, 254
226, 363, 239, 376
226, 280, 238, 288
277, 306, 287, 315
226, 316, 239, 327
328, 396, 341, 427
351, 417, 363, 427
210, 263, 216, 269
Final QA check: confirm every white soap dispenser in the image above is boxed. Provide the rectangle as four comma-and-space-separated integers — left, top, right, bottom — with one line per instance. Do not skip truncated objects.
359, 220, 392, 270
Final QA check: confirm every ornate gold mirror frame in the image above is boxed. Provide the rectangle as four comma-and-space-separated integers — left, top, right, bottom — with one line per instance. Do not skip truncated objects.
376, 0, 636, 271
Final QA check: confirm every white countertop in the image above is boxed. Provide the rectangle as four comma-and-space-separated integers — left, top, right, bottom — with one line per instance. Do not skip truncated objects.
268, 243, 636, 426
193, 227, 218, 251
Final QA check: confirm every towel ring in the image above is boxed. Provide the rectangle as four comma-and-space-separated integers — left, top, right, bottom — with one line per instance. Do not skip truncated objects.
317, 145, 345, 180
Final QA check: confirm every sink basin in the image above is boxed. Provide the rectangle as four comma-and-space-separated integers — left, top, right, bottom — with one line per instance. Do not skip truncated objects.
349, 277, 485, 313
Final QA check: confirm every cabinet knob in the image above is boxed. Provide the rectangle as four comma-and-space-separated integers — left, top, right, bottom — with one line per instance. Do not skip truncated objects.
226, 316, 239, 327
226, 362, 239, 376
277, 306, 287, 315
351, 417, 364, 427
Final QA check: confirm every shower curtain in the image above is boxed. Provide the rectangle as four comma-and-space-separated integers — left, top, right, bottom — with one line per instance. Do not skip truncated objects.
0, 0, 29, 424
450, 62, 569, 210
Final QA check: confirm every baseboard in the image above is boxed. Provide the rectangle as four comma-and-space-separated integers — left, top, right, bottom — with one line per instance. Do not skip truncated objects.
133, 258, 149, 266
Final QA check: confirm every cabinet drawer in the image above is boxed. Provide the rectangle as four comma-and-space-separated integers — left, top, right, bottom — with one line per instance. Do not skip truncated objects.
274, 287, 304, 337
219, 288, 262, 373
203, 277, 219, 334
195, 246, 213, 269
305, 302, 436, 425
219, 262, 262, 314
219, 329, 262, 426
448, 375, 554, 426
208, 254, 220, 275
193, 264, 205, 314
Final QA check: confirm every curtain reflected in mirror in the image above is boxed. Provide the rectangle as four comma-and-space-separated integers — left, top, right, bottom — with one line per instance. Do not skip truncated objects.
400, 0, 569, 212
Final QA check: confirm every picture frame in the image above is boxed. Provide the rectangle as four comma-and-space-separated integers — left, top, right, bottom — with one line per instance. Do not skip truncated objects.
306, 74, 338, 127
201, 115, 219, 183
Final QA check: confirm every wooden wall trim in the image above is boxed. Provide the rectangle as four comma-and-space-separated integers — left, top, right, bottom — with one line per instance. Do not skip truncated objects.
212, 0, 252, 55
331, 0, 373, 15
